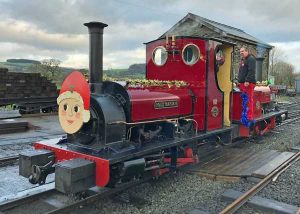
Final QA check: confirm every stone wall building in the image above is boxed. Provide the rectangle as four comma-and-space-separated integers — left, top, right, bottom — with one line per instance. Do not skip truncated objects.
159, 13, 272, 81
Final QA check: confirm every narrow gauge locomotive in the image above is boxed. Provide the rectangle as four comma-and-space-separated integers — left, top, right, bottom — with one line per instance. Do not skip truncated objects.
19, 22, 287, 193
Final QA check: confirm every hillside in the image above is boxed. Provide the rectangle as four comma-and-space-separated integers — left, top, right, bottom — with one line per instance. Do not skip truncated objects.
104, 63, 145, 79
6, 59, 41, 64
0, 60, 146, 79
0, 61, 74, 74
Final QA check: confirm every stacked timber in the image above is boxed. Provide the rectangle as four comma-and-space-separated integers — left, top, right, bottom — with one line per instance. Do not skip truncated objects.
0, 68, 57, 98
0, 120, 29, 134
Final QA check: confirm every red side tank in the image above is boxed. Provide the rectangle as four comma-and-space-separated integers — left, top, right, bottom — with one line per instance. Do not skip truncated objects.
128, 87, 193, 122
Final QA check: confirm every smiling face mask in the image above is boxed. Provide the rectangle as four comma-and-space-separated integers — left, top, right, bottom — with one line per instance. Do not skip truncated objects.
57, 71, 90, 134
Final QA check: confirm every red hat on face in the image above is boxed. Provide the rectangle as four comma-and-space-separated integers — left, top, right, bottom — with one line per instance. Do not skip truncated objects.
57, 71, 90, 110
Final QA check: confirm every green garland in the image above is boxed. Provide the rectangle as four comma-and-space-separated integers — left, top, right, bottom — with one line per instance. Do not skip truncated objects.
256, 80, 269, 86
104, 77, 188, 88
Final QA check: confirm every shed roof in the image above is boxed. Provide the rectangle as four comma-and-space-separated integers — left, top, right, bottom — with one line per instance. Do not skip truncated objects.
159, 13, 272, 49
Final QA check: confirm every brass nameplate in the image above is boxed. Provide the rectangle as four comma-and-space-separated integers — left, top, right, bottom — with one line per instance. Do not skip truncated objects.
154, 100, 178, 109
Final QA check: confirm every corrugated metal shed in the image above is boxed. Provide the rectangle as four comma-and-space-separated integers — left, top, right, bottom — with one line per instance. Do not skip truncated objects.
295, 75, 300, 93
159, 13, 272, 49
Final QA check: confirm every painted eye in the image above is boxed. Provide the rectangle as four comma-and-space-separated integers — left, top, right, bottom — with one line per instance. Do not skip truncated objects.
63, 104, 68, 111
74, 105, 80, 113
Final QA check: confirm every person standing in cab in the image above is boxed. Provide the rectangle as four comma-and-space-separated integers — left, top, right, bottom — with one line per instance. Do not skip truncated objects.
238, 46, 256, 121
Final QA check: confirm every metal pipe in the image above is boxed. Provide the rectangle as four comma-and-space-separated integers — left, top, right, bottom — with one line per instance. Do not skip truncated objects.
256, 57, 264, 82
108, 114, 194, 125
84, 22, 108, 93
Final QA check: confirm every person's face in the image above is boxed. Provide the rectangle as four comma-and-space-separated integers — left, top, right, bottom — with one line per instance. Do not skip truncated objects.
240, 48, 249, 58
58, 98, 85, 134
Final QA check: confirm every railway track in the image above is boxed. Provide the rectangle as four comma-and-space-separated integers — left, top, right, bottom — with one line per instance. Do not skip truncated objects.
0, 155, 19, 167
220, 152, 300, 214
278, 101, 300, 110
286, 109, 300, 117
0, 177, 150, 214
0, 185, 56, 213
277, 109, 300, 127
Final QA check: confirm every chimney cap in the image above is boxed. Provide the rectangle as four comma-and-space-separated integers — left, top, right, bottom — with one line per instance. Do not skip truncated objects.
84, 22, 108, 29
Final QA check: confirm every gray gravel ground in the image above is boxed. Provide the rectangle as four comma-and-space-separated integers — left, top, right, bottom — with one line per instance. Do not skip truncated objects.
0, 165, 38, 196
0, 96, 299, 214
0, 164, 55, 198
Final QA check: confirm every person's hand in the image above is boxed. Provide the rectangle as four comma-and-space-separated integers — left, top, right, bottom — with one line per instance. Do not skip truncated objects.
244, 82, 249, 87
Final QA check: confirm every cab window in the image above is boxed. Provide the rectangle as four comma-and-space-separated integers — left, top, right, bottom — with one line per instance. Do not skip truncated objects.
152, 46, 168, 66
182, 44, 200, 65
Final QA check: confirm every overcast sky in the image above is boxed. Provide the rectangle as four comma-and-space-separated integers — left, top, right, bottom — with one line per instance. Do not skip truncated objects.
0, 0, 299, 71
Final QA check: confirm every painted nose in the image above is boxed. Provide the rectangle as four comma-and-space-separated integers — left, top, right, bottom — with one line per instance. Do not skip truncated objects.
68, 108, 73, 116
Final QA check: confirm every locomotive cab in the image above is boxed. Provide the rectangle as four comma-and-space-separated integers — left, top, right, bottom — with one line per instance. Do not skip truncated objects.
146, 37, 234, 132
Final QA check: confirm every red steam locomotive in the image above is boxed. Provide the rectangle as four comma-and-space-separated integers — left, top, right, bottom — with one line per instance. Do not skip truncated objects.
19, 22, 287, 193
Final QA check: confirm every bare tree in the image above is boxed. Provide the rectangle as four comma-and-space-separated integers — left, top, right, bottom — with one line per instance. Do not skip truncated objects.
39, 59, 62, 79
28, 58, 64, 87
269, 47, 286, 77
272, 61, 295, 86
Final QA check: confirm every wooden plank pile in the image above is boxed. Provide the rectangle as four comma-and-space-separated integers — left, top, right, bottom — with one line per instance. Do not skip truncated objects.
0, 120, 29, 134
0, 68, 57, 99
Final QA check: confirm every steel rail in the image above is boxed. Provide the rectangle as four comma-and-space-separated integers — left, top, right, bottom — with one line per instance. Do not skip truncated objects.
0, 188, 56, 212
0, 177, 150, 214
0, 155, 19, 166
48, 177, 152, 214
278, 115, 300, 127
219, 152, 300, 214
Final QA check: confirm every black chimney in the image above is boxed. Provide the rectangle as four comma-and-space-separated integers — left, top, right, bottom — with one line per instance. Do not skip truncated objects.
84, 22, 108, 93
256, 57, 264, 82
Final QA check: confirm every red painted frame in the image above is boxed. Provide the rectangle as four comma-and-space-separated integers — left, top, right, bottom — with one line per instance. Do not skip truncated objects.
254, 117, 276, 135
152, 148, 198, 177
34, 140, 110, 187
